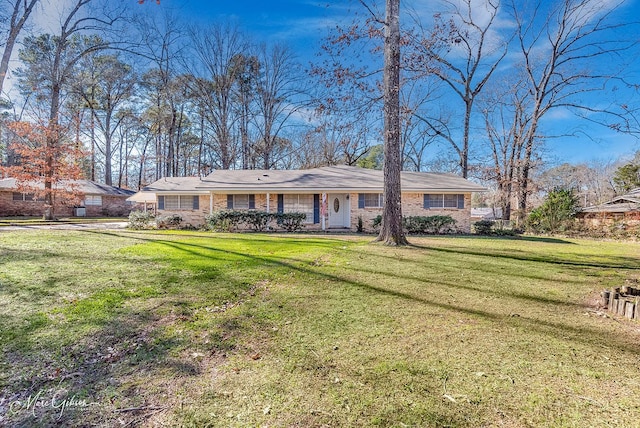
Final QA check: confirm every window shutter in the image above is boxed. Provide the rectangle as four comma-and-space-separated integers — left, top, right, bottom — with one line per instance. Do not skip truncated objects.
158, 195, 164, 210
277, 194, 284, 213
358, 193, 365, 209
227, 194, 233, 209
249, 194, 255, 210
313, 194, 320, 224
423, 194, 430, 209
458, 194, 465, 209
193, 195, 199, 210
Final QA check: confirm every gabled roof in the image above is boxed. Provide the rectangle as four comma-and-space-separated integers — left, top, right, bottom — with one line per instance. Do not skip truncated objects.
580, 188, 640, 213
609, 188, 640, 204
193, 165, 485, 193
127, 191, 157, 203
142, 177, 208, 193
0, 178, 135, 196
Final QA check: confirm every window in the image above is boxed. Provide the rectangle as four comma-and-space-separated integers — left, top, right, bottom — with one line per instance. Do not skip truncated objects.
358, 193, 384, 208
424, 194, 465, 209
227, 194, 255, 210
283, 194, 314, 223
12, 192, 43, 202
159, 195, 199, 210
85, 195, 102, 206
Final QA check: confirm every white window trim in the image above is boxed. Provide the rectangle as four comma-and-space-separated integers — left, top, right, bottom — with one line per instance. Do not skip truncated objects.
85, 195, 102, 206
364, 193, 384, 208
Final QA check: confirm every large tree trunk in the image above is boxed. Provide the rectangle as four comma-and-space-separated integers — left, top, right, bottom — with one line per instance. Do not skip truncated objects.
376, 0, 408, 246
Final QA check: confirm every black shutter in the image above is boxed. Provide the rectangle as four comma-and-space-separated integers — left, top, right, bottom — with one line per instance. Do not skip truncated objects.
457, 194, 465, 209
227, 194, 233, 209
249, 194, 255, 209
193, 195, 199, 210
158, 195, 164, 210
277, 194, 284, 213
423, 194, 430, 209
313, 194, 320, 224
358, 193, 365, 209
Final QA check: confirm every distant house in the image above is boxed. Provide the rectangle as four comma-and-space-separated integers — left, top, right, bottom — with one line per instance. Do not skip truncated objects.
0, 178, 135, 217
138, 165, 486, 232
470, 207, 503, 221
576, 188, 640, 228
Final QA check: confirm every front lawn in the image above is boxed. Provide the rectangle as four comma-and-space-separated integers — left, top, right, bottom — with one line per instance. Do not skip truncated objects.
0, 230, 639, 427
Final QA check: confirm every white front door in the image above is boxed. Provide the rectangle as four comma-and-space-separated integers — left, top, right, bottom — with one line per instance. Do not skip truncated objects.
328, 194, 350, 228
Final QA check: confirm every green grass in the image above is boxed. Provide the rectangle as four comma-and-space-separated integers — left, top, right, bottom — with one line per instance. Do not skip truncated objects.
1, 231, 639, 427
0, 217, 126, 227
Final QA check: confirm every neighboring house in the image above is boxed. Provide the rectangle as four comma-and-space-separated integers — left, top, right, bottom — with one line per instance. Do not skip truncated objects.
0, 178, 135, 217
140, 165, 486, 232
126, 190, 157, 213
470, 207, 503, 221
576, 188, 640, 228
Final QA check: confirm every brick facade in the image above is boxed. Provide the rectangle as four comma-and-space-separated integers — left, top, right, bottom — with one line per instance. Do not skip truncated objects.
349, 192, 472, 233
0, 190, 133, 218
156, 191, 474, 233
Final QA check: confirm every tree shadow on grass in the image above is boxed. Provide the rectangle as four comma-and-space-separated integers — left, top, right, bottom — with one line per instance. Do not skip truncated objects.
89, 230, 640, 355
0, 238, 258, 427
410, 243, 640, 270
6, 229, 634, 426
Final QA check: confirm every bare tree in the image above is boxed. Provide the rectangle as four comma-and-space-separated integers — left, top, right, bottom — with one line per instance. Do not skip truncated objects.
16, 0, 120, 219
74, 52, 137, 185
253, 43, 305, 170
510, 0, 638, 221
136, 10, 184, 178
188, 23, 248, 170
0, 0, 40, 97
480, 74, 531, 221
406, 0, 509, 178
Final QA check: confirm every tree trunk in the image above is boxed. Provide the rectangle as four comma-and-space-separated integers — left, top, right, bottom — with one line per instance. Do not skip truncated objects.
44, 82, 61, 220
376, 0, 408, 246
104, 110, 112, 185
90, 111, 96, 181
516, 134, 535, 224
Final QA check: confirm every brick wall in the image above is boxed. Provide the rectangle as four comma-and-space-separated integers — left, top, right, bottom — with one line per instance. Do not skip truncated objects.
154, 191, 474, 233
0, 190, 133, 218
155, 195, 210, 227
350, 192, 473, 233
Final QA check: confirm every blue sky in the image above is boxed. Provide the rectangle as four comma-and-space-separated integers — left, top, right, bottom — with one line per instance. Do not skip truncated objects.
150, 0, 640, 166
20, 0, 640, 166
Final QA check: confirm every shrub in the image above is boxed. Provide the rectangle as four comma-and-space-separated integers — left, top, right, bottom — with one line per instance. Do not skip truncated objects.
403, 215, 457, 234
372, 215, 383, 230
128, 210, 155, 230
473, 220, 494, 235
357, 216, 364, 233
526, 188, 579, 234
206, 211, 242, 232
372, 214, 457, 234
277, 212, 306, 232
245, 211, 275, 232
156, 214, 183, 229
205, 210, 307, 233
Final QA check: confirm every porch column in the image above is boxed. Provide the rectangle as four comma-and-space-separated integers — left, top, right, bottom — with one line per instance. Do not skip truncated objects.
321, 192, 327, 231
209, 192, 213, 214
266, 193, 270, 213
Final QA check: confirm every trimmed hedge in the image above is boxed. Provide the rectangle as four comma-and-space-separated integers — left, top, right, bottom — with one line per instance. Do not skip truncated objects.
156, 214, 183, 229
128, 211, 155, 230
205, 210, 306, 233
372, 214, 457, 234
